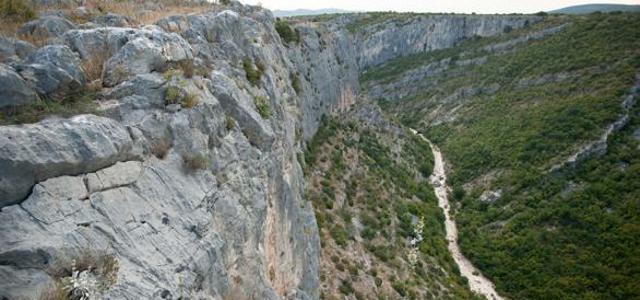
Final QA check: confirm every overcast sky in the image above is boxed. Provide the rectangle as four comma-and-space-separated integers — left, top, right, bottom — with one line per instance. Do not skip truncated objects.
238, 0, 640, 14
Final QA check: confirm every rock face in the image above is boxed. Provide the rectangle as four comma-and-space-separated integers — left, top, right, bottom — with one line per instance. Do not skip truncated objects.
0, 2, 540, 299
352, 14, 539, 69
18, 45, 85, 100
0, 64, 38, 108
0, 115, 139, 207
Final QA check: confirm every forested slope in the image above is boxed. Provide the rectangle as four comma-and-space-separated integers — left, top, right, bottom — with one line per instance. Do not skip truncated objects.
364, 12, 640, 299
303, 103, 483, 299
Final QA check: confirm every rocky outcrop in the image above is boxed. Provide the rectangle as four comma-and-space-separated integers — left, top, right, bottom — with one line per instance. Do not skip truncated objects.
0, 115, 140, 207
550, 75, 639, 172
102, 28, 193, 87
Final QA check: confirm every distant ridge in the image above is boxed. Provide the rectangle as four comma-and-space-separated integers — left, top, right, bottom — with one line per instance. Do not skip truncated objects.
550, 3, 640, 14
273, 8, 353, 17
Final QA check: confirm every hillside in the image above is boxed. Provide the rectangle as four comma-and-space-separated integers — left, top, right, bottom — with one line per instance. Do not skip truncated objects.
303, 103, 485, 299
550, 3, 640, 14
363, 12, 640, 299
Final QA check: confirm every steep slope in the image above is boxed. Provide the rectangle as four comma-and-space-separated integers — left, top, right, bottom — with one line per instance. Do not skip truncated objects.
303, 103, 482, 300
365, 12, 640, 299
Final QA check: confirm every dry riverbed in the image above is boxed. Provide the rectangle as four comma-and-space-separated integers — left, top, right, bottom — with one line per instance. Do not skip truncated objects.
411, 129, 505, 300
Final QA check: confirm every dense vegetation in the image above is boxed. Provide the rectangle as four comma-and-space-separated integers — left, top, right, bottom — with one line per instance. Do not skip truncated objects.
304, 107, 482, 299
366, 12, 640, 300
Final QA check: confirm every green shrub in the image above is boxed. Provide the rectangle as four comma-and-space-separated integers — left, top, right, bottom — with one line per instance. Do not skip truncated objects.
339, 280, 354, 295
243, 58, 263, 86
165, 86, 198, 108
330, 224, 349, 247
275, 19, 300, 45
253, 96, 271, 119
164, 86, 182, 105
225, 116, 236, 130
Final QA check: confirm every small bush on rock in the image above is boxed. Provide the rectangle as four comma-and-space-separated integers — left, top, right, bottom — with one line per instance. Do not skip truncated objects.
164, 86, 183, 105
226, 116, 236, 130
41, 251, 119, 300
290, 72, 302, 94
253, 96, 271, 119
182, 153, 209, 172
182, 93, 199, 108
151, 139, 172, 159
243, 58, 263, 86
275, 19, 300, 45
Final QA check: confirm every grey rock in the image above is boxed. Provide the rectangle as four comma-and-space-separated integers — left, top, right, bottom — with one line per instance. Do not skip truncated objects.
209, 71, 275, 151
0, 64, 39, 108
479, 190, 502, 203
92, 13, 134, 27
102, 29, 193, 87
63, 27, 139, 60
0, 266, 52, 300
353, 14, 540, 69
0, 37, 36, 64
18, 15, 77, 41
18, 45, 85, 100
85, 161, 142, 193
0, 114, 139, 207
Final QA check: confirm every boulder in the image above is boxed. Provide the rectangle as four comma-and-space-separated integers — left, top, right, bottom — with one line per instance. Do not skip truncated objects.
0, 37, 36, 64
0, 114, 140, 207
63, 27, 138, 59
0, 64, 38, 108
18, 45, 85, 100
102, 29, 193, 87
92, 13, 134, 27
18, 16, 77, 41
0, 266, 52, 300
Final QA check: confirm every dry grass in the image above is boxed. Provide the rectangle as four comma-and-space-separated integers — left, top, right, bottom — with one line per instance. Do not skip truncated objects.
70, 0, 213, 26
182, 152, 209, 172
38, 281, 68, 300
39, 249, 119, 300
151, 138, 172, 159
1, 0, 213, 40
81, 50, 108, 85
182, 93, 199, 108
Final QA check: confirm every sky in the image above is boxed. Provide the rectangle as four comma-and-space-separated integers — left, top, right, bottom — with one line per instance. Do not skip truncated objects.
238, 0, 640, 14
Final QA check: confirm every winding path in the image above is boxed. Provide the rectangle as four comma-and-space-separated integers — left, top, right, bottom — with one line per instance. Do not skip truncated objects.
410, 129, 505, 300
